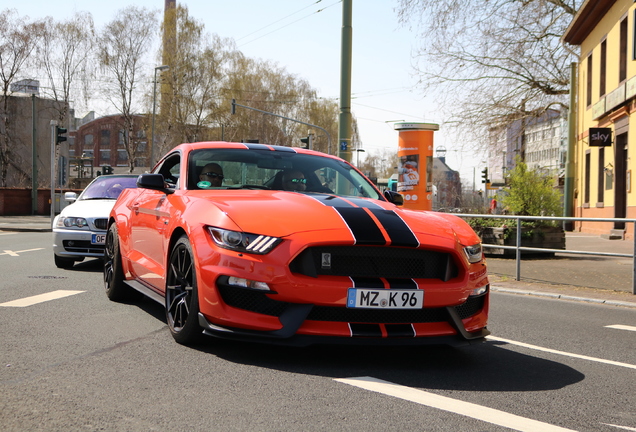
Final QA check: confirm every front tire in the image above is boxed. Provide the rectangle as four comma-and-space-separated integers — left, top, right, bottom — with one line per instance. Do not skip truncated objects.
104, 223, 136, 302
166, 235, 202, 345
54, 254, 75, 269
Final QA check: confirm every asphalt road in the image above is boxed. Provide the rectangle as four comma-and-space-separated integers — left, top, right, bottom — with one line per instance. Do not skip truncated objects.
1, 232, 635, 431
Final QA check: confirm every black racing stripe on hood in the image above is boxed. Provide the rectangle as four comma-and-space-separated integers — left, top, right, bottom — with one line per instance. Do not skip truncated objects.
336, 207, 386, 245
342, 197, 384, 209
368, 209, 419, 247
309, 194, 386, 245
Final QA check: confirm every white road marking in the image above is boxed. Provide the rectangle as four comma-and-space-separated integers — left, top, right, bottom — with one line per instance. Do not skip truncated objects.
335, 376, 576, 432
0, 290, 84, 307
605, 324, 636, 332
602, 424, 636, 431
488, 336, 636, 370
0, 248, 44, 257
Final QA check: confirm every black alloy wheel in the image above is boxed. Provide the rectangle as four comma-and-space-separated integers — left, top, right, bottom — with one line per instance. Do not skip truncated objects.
166, 235, 202, 345
104, 223, 137, 301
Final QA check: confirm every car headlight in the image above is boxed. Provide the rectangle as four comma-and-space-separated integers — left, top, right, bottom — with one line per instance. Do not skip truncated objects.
207, 227, 281, 254
464, 243, 482, 263
57, 217, 89, 228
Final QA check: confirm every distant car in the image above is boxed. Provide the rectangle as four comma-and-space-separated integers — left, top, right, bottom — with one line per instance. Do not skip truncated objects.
52, 174, 138, 269
105, 142, 490, 346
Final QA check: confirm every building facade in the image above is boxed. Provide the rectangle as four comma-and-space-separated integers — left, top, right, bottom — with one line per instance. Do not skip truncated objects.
564, 0, 635, 237
71, 114, 150, 177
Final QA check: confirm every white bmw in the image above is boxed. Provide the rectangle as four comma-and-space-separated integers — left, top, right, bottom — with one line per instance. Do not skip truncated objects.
52, 174, 138, 268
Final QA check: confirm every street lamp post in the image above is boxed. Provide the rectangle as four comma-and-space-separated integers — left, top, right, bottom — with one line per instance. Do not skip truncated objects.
151, 65, 170, 168
355, 148, 365, 167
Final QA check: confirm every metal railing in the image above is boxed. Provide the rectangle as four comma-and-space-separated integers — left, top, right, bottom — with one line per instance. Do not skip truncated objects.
454, 214, 636, 295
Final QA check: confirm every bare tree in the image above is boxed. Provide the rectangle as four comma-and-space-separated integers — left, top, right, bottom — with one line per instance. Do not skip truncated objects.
98, 6, 158, 172
38, 12, 96, 124
158, 6, 236, 153
0, 9, 44, 186
396, 0, 581, 151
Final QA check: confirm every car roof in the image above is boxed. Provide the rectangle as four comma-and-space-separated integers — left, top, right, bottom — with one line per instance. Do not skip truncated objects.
171, 141, 341, 160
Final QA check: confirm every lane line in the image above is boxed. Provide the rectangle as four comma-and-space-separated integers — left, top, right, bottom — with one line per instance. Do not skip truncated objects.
488, 336, 636, 370
602, 424, 636, 431
0, 248, 45, 257
0, 290, 85, 307
335, 376, 576, 432
605, 324, 636, 332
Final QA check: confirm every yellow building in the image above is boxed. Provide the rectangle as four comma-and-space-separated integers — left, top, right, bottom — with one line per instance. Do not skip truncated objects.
564, 0, 635, 238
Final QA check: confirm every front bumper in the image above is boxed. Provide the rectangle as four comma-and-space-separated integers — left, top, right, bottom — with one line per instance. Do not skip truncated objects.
52, 228, 106, 258
197, 291, 490, 347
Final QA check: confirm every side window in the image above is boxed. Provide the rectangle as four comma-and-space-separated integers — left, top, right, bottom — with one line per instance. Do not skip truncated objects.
154, 153, 181, 188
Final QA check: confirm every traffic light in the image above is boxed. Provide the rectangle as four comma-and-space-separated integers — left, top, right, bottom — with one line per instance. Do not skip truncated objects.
300, 133, 313, 149
481, 167, 489, 184
55, 126, 67, 144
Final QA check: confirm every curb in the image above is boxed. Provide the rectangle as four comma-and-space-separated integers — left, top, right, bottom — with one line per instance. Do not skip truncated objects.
491, 286, 636, 309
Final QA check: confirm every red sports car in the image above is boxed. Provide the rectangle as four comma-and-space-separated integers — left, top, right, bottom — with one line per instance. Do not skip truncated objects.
104, 142, 489, 346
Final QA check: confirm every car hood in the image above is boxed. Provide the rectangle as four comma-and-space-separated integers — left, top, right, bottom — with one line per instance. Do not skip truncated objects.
196, 191, 474, 246
59, 199, 116, 218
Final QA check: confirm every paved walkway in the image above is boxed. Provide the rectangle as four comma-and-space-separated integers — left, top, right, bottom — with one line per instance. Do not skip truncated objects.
1, 215, 635, 308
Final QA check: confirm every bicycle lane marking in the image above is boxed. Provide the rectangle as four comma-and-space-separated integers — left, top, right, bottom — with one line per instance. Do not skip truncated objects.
488, 336, 636, 370
0, 290, 85, 307
335, 376, 576, 432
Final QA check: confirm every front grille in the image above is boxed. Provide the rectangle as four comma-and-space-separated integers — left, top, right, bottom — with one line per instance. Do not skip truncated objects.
306, 305, 448, 323
289, 246, 458, 280
455, 294, 486, 319
93, 218, 108, 230
218, 285, 288, 317
62, 240, 104, 254
217, 284, 486, 324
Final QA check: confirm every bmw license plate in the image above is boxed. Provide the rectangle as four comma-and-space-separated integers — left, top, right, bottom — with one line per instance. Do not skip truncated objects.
91, 233, 106, 245
347, 288, 423, 309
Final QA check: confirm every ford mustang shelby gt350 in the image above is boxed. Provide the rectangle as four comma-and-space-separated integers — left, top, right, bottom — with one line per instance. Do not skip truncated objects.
104, 142, 489, 346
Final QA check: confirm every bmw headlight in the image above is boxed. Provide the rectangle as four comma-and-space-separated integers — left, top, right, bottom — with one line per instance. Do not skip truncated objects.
207, 227, 281, 254
58, 217, 89, 228
464, 243, 483, 263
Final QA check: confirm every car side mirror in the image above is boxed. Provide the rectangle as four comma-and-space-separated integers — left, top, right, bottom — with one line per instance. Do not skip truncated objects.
137, 174, 175, 194
384, 190, 403, 206
64, 192, 77, 202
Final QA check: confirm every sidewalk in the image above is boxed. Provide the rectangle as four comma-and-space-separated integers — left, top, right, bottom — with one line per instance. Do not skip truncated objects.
0, 215, 52, 232
1, 215, 635, 308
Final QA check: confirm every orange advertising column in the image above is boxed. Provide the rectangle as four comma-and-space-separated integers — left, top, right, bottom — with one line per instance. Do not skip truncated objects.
394, 122, 439, 211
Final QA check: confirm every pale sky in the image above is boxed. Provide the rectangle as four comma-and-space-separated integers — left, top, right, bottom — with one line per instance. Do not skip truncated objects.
7, 0, 483, 183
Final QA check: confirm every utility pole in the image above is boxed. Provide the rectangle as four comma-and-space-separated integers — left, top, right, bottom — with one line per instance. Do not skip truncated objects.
31, 94, 37, 215
338, 0, 352, 162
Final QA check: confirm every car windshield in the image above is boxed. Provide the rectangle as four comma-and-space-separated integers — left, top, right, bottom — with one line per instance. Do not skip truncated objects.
187, 148, 382, 200
79, 176, 138, 200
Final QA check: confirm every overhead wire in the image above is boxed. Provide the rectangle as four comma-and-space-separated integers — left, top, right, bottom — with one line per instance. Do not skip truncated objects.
238, 0, 342, 48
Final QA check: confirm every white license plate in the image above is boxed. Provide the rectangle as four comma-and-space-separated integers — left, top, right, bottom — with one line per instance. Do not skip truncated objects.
346, 288, 423, 309
92, 233, 106, 245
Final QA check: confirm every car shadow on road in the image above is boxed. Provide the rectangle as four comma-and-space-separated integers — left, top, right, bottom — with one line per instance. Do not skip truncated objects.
190, 337, 585, 393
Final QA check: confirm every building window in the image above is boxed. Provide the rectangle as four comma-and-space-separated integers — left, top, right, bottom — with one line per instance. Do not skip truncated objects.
84, 134, 93, 149
586, 53, 593, 107
100, 129, 110, 147
600, 39, 607, 97
620, 16, 628, 82
597, 147, 604, 204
